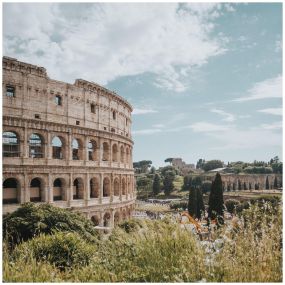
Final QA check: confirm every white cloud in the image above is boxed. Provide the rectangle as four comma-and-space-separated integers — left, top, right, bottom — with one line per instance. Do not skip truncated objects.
3, 3, 229, 92
132, 108, 158, 115
233, 75, 282, 102
260, 121, 282, 130
257, 108, 282, 116
133, 128, 162, 135
210, 108, 235, 122
188, 122, 230, 132
275, 40, 282, 53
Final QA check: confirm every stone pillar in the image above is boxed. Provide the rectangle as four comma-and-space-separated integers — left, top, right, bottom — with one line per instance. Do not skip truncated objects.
47, 132, 52, 159
69, 173, 73, 204
86, 172, 90, 201
48, 174, 53, 203
119, 174, 122, 201
110, 173, 113, 202
67, 132, 72, 162
23, 173, 30, 202
23, 125, 29, 158
99, 173, 103, 204
83, 136, 88, 163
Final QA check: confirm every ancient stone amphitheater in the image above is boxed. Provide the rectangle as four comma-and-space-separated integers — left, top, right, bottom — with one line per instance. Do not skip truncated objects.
3, 56, 135, 228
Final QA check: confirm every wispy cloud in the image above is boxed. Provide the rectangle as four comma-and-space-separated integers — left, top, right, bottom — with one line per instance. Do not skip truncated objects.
260, 121, 282, 130
152, 124, 165, 128
257, 108, 282, 116
133, 108, 158, 115
210, 108, 235, 122
232, 75, 282, 102
188, 122, 231, 132
133, 128, 162, 135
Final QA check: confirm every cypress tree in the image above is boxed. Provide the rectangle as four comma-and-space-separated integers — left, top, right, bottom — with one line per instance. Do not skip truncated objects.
152, 174, 161, 196
266, 176, 270, 190
274, 176, 278, 189
196, 188, 205, 220
208, 173, 224, 224
188, 187, 197, 218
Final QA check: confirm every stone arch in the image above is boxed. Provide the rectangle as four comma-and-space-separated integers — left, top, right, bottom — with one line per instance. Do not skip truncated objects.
88, 139, 98, 161
103, 212, 111, 227
29, 133, 44, 158
91, 215, 100, 226
3, 177, 21, 204
72, 138, 83, 160
112, 143, 118, 162
73, 178, 84, 199
102, 142, 110, 161
127, 178, 131, 195
30, 177, 44, 202
3, 130, 20, 157
126, 147, 130, 165
90, 177, 99, 198
114, 211, 120, 225
103, 177, 110, 197
52, 136, 65, 159
113, 177, 120, 196
122, 177, 126, 195
120, 145, 125, 163
53, 178, 66, 201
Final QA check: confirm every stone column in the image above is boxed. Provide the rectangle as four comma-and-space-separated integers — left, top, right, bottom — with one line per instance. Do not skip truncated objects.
67, 131, 72, 162
47, 174, 53, 203
47, 132, 52, 159
23, 173, 30, 202
110, 173, 113, 203
86, 172, 90, 202
68, 173, 73, 204
83, 136, 88, 163
119, 174, 122, 201
99, 173, 103, 204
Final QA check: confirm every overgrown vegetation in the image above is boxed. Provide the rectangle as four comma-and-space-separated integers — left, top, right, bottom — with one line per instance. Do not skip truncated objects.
3, 202, 282, 282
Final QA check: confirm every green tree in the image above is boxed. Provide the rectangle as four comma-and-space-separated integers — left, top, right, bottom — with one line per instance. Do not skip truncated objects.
196, 158, 205, 169
152, 174, 161, 196
182, 175, 192, 191
201, 180, 212, 193
163, 171, 175, 196
266, 176, 270, 190
150, 166, 156, 174
202, 160, 223, 172
191, 176, 202, 189
188, 188, 205, 219
133, 160, 152, 173
208, 173, 224, 224
274, 176, 278, 189
164, 158, 173, 164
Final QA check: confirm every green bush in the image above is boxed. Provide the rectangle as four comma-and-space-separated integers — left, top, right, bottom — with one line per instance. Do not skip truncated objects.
3, 203, 99, 246
13, 232, 95, 270
169, 200, 188, 211
225, 199, 240, 214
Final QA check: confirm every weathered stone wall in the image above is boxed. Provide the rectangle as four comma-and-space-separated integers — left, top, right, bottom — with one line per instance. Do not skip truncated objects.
3, 56, 135, 227
202, 173, 282, 191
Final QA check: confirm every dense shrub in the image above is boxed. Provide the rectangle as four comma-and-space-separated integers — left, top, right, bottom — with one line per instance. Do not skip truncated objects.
201, 180, 212, 193
169, 200, 188, 211
13, 232, 95, 270
3, 203, 99, 246
225, 199, 240, 214
118, 219, 145, 233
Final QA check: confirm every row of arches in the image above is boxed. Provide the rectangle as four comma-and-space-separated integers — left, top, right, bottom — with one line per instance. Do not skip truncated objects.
3, 131, 132, 164
90, 207, 133, 228
3, 176, 134, 204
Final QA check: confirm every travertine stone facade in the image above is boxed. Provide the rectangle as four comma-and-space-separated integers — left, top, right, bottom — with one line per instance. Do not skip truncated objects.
3, 56, 135, 227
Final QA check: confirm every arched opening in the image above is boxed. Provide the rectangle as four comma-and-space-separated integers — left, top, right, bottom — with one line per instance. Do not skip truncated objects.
3, 131, 20, 157
122, 210, 127, 221
91, 215, 100, 226
3, 178, 20, 204
126, 147, 130, 165
72, 138, 82, 160
128, 180, 131, 194
88, 140, 97, 161
90, 178, 99, 198
52, 136, 64, 159
73, 178, 84, 199
112, 144, 118, 162
30, 178, 42, 202
113, 178, 120, 196
120, 146, 125, 163
122, 178, 126, 195
29, 133, 44, 158
53, 178, 65, 201
114, 212, 120, 226
103, 212, 111, 227
103, 177, 110, 197
102, 142, 109, 161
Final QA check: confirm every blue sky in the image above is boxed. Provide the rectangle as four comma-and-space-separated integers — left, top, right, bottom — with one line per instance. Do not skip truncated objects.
3, 3, 282, 167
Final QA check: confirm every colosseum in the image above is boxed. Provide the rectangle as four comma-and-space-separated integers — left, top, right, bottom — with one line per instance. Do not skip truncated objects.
2, 56, 136, 228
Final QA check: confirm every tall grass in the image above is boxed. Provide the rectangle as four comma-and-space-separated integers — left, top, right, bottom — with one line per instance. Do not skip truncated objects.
3, 203, 282, 282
